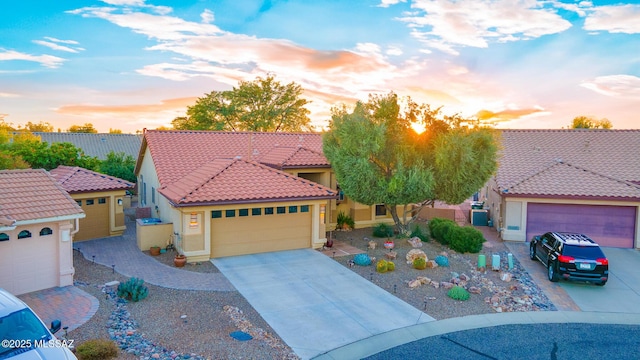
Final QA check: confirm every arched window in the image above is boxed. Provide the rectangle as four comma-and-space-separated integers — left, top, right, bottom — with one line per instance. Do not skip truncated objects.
40, 227, 53, 236
0, 233, 8, 242
18, 230, 32, 239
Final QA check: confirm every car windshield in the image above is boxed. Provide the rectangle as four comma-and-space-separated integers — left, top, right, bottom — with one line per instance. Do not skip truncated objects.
563, 244, 605, 259
0, 308, 51, 355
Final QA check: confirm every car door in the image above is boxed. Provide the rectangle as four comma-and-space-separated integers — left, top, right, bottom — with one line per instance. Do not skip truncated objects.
539, 233, 556, 265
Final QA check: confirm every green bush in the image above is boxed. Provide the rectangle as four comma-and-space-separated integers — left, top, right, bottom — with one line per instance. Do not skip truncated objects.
447, 286, 470, 301
410, 224, 429, 242
117, 277, 148, 302
448, 226, 486, 253
413, 257, 427, 270
372, 223, 394, 238
76, 339, 119, 360
336, 211, 355, 230
428, 218, 457, 245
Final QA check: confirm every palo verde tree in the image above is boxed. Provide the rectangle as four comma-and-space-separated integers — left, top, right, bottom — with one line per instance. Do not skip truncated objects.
569, 116, 612, 129
172, 74, 312, 132
323, 92, 499, 233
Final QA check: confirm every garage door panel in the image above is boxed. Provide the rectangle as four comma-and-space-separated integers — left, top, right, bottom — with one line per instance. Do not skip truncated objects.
0, 236, 58, 295
527, 203, 636, 248
211, 211, 311, 258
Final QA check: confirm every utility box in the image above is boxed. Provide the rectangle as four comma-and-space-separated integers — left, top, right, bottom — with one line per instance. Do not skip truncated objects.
471, 209, 489, 226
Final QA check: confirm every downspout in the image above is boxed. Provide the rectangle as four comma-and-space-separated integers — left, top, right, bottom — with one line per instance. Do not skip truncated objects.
71, 217, 80, 236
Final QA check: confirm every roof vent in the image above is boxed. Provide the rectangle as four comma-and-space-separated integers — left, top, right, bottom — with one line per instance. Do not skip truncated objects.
235, 155, 242, 159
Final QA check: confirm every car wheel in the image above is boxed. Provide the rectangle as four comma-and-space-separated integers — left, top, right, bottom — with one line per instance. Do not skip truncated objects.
596, 281, 607, 286
548, 261, 559, 282
529, 244, 536, 260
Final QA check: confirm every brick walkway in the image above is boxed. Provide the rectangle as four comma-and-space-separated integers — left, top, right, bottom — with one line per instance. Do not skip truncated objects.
19, 286, 98, 333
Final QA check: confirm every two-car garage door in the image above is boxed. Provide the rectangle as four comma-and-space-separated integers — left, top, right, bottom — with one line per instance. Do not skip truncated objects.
210, 205, 311, 258
526, 203, 637, 248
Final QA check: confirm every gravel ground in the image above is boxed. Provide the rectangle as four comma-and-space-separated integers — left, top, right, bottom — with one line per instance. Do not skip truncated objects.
68, 222, 554, 359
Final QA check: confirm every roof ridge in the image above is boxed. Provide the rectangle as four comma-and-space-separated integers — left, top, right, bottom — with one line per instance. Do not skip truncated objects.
54, 165, 81, 185
562, 161, 640, 190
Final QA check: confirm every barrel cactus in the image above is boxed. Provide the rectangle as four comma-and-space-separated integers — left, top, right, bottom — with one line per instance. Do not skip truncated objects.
376, 259, 388, 273
435, 255, 449, 267
413, 257, 427, 270
447, 286, 470, 301
353, 253, 372, 266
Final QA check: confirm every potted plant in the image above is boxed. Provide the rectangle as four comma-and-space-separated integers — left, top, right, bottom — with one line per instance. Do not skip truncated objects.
150, 246, 161, 256
174, 253, 187, 267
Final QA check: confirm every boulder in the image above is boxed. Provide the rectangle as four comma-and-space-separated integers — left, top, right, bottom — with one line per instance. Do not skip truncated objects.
385, 251, 397, 260
440, 281, 455, 290
368, 241, 376, 250
468, 286, 482, 294
406, 249, 427, 264
407, 237, 423, 248
500, 272, 513, 282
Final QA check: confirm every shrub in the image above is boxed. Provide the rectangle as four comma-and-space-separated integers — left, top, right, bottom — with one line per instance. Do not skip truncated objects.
353, 253, 372, 266
434, 255, 450, 267
428, 218, 457, 245
76, 339, 119, 360
372, 223, 394, 238
448, 226, 486, 253
410, 224, 429, 242
413, 257, 427, 270
376, 259, 388, 273
336, 211, 355, 230
117, 277, 148, 302
447, 286, 470, 301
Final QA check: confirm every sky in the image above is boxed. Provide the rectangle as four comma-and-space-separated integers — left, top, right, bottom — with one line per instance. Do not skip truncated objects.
1, 0, 639, 134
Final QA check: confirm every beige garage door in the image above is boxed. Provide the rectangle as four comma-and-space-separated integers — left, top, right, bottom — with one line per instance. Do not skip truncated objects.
0, 229, 58, 295
211, 205, 311, 258
75, 197, 110, 241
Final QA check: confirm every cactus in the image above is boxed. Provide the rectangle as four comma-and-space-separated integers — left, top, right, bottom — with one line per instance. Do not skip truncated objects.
376, 259, 388, 273
447, 286, 470, 301
435, 255, 450, 267
353, 253, 372, 266
413, 257, 427, 270
387, 261, 395, 271
117, 277, 148, 302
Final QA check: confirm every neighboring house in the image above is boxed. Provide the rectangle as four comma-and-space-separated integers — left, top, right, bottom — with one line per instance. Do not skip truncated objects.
50, 166, 134, 241
0, 169, 85, 295
29, 132, 142, 160
481, 129, 640, 249
135, 130, 398, 261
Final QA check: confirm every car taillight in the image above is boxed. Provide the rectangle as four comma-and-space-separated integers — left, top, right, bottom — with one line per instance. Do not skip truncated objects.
596, 258, 608, 265
558, 255, 575, 263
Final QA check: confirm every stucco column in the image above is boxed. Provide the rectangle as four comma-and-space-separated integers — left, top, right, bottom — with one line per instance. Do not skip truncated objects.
59, 222, 75, 287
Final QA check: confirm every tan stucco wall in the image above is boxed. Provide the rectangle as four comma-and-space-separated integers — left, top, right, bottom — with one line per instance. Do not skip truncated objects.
136, 219, 173, 250
71, 190, 128, 241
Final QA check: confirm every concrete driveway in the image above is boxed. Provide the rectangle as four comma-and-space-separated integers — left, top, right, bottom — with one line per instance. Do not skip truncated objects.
558, 247, 640, 313
212, 249, 434, 360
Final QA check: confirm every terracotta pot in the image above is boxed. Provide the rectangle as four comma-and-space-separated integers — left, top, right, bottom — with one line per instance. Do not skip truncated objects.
150, 246, 161, 256
174, 255, 187, 267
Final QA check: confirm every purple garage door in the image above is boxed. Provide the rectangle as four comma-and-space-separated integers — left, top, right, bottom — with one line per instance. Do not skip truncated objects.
526, 203, 636, 248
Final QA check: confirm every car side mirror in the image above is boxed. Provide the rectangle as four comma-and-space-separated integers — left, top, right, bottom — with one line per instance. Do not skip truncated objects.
50, 320, 61, 334
534, 235, 540, 241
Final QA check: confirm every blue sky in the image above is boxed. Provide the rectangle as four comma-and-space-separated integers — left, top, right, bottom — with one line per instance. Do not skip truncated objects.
1, 0, 639, 133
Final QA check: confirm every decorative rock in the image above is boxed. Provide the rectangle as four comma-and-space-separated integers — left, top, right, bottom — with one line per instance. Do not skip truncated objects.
406, 249, 427, 264
368, 241, 376, 250
407, 237, 423, 248
425, 260, 438, 269
500, 272, 513, 282
408, 279, 421, 288
459, 273, 470, 281
385, 251, 397, 260
440, 281, 455, 290
105, 281, 120, 287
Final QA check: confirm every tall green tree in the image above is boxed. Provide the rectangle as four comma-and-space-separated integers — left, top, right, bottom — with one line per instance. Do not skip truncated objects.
570, 116, 612, 129
323, 92, 499, 232
2, 132, 99, 170
173, 74, 312, 132
100, 151, 136, 183
68, 123, 98, 133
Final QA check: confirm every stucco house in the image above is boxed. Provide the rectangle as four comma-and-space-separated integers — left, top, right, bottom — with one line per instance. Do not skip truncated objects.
481, 129, 640, 249
50, 166, 134, 241
134, 130, 399, 261
0, 169, 85, 295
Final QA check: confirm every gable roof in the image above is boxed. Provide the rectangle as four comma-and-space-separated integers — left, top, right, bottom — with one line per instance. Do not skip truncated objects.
496, 129, 640, 200
50, 165, 134, 194
29, 132, 142, 160
138, 130, 335, 205
160, 158, 336, 206
0, 169, 84, 226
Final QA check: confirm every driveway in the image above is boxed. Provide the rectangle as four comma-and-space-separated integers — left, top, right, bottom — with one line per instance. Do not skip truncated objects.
212, 249, 434, 360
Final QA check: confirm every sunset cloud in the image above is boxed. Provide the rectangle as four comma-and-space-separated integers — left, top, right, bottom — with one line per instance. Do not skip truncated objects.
0, 49, 66, 68
581, 75, 640, 99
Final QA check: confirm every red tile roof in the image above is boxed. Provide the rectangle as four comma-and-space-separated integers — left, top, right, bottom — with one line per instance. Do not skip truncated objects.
159, 158, 336, 206
497, 129, 640, 200
139, 130, 335, 205
50, 166, 134, 193
0, 169, 84, 224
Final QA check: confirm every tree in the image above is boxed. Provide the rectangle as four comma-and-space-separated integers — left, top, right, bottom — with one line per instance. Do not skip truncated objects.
22, 121, 54, 132
323, 92, 499, 233
100, 151, 136, 183
570, 116, 612, 129
4, 132, 99, 170
109, 128, 123, 134
68, 123, 98, 133
173, 74, 312, 132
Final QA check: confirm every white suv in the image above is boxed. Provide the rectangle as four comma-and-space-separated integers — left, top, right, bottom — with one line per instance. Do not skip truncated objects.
0, 288, 77, 359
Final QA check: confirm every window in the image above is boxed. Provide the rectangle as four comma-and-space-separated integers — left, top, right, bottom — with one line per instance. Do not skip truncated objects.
152, 187, 156, 204
225, 210, 236, 218
0, 233, 8, 242
300, 205, 309, 213
18, 230, 32, 239
252, 208, 262, 216
289, 206, 298, 213
212, 210, 222, 218
86, 199, 94, 206
39, 227, 53, 236
265, 207, 274, 215
375, 204, 387, 216
76, 200, 82, 206
277, 206, 286, 214
239, 209, 249, 217
98, 198, 106, 204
